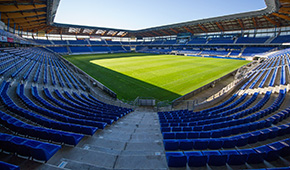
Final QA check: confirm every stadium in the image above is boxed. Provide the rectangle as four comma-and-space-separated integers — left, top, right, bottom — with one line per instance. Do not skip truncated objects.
1, 0, 290, 169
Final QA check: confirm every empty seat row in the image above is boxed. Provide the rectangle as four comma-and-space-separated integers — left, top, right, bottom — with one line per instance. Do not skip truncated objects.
0, 81, 97, 136
166, 138, 290, 167
158, 94, 238, 119
54, 89, 119, 121
159, 93, 254, 123
160, 91, 271, 129
281, 65, 286, 85
43, 88, 114, 125
162, 89, 285, 140
0, 161, 19, 170
259, 68, 272, 88
14, 83, 98, 135
30, 85, 106, 129
0, 133, 61, 162
269, 67, 278, 87
164, 120, 290, 150
2, 47, 87, 90
0, 110, 83, 145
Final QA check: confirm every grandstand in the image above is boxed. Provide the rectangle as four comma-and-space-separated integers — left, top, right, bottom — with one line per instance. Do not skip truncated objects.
0, 0, 290, 169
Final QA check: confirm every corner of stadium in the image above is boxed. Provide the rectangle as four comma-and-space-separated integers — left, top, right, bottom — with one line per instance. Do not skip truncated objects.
0, 0, 290, 169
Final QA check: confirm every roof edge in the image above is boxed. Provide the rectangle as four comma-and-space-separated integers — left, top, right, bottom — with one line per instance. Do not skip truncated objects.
47, 0, 61, 25
48, 0, 282, 35
134, 0, 280, 33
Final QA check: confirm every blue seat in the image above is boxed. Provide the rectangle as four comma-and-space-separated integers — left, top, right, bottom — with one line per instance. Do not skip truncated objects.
170, 123, 179, 127
222, 128, 232, 136
30, 143, 61, 162
254, 145, 278, 161
271, 116, 281, 124
203, 124, 212, 130
265, 119, 273, 127
179, 140, 194, 150
187, 132, 199, 139
193, 126, 203, 131
278, 124, 290, 136
164, 140, 179, 150
240, 125, 249, 133
202, 151, 227, 166
185, 151, 207, 167
199, 131, 210, 138
268, 127, 279, 138
221, 150, 247, 165
10, 137, 30, 157
238, 148, 264, 164
249, 122, 259, 131
188, 122, 197, 126
268, 141, 289, 158
160, 123, 169, 127
62, 133, 83, 146
234, 135, 249, 147
267, 167, 290, 170
213, 123, 222, 129
1, 137, 18, 153
172, 127, 182, 132
248, 132, 260, 144
0, 161, 19, 170
229, 120, 238, 126
259, 129, 270, 141
222, 138, 237, 148
48, 131, 63, 143
0, 132, 61, 163
281, 138, 290, 156
182, 127, 192, 132
161, 127, 171, 132
166, 152, 187, 167
163, 132, 175, 139
175, 132, 187, 139
193, 139, 208, 150
211, 130, 222, 138
208, 139, 223, 149
180, 123, 188, 126
243, 117, 251, 123
257, 120, 266, 129
231, 126, 241, 134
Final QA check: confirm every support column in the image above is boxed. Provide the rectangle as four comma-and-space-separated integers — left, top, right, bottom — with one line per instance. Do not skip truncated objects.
13, 23, 16, 34
7, 18, 10, 32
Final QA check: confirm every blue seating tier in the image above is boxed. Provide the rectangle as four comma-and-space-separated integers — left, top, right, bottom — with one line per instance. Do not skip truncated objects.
0, 133, 61, 162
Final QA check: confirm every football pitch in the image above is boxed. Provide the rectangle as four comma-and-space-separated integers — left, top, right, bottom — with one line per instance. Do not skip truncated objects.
64, 53, 250, 101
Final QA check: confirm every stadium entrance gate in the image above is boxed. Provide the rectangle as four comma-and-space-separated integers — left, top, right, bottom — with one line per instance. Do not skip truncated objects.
134, 97, 156, 106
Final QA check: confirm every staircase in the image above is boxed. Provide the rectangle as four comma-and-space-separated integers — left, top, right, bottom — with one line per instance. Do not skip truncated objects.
233, 37, 238, 44
226, 51, 232, 57
103, 39, 109, 45
238, 47, 246, 57
122, 46, 128, 52
86, 39, 91, 45
66, 46, 72, 54
265, 35, 277, 44
43, 111, 168, 170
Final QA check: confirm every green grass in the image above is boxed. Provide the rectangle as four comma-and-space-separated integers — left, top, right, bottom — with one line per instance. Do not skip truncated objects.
64, 53, 250, 101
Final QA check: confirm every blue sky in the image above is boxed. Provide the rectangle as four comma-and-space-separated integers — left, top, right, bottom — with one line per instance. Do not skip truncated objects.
54, 0, 266, 30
